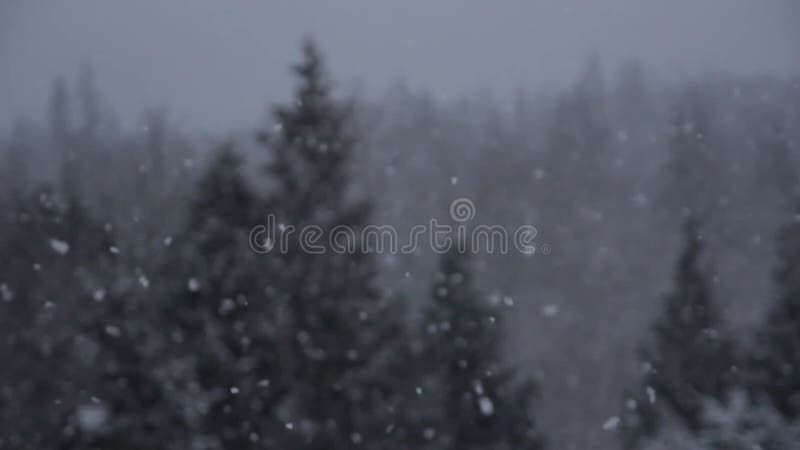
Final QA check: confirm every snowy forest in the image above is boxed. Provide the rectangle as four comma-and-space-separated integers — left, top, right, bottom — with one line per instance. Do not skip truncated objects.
2, 10, 800, 450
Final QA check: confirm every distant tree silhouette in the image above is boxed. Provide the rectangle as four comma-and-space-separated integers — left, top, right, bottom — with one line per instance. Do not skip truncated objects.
258, 40, 408, 449
751, 205, 800, 420
0, 119, 32, 202
754, 117, 797, 205
0, 185, 115, 448
661, 88, 721, 220
418, 246, 544, 450
621, 218, 736, 448
641, 390, 800, 450
151, 144, 287, 449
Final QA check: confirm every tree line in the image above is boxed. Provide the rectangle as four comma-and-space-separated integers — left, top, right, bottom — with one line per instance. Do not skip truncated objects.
0, 41, 543, 450
1, 41, 800, 449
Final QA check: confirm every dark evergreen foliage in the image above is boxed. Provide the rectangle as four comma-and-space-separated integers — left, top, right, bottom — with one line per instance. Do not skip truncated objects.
418, 246, 544, 450
751, 208, 800, 419
621, 218, 736, 448
5, 33, 800, 450
258, 40, 410, 449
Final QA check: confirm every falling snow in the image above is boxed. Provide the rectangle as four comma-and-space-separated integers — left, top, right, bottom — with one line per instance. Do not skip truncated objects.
49, 239, 69, 255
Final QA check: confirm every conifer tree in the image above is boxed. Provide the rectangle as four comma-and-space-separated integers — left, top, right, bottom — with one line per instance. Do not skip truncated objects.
419, 246, 543, 450
664, 89, 717, 212
641, 391, 800, 450
0, 185, 115, 448
751, 208, 800, 419
258, 40, 407, 449
755, 120, 797, 204
156, 144, 285, 449
55, 144, 281, 450
0, 119, 31, 203
48, 77, 83, 200
621, 218, 736, 448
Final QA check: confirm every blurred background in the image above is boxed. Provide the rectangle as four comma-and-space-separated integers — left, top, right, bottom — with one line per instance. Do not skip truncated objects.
1, 1, 800, 449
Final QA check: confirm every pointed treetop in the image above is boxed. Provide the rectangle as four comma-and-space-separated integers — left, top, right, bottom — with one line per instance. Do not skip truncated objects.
680, 215, 703, 259
296, 38, 324, 82
49, 77, 71, 141
668, 215, 718, 326
189, 142, 255, 231
436, 238, 475, 288
289, 38, 331, 111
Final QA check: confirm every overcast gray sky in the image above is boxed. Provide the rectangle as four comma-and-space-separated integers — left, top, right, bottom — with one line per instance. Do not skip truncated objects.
1, 0, 798, 133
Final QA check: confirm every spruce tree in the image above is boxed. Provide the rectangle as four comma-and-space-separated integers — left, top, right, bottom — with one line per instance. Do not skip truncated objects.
622, 218, 736, 447
641, 391, 800, 450
0, 120, 31, 203
420, 246, 543, 450
752, 208, 800, 419
59, 145, 279, 450
755, 121, 797, 204
662, 88, 720, 218
258, 40, 407, 449
156, 144, 285, 449
0, 185, 115, 448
